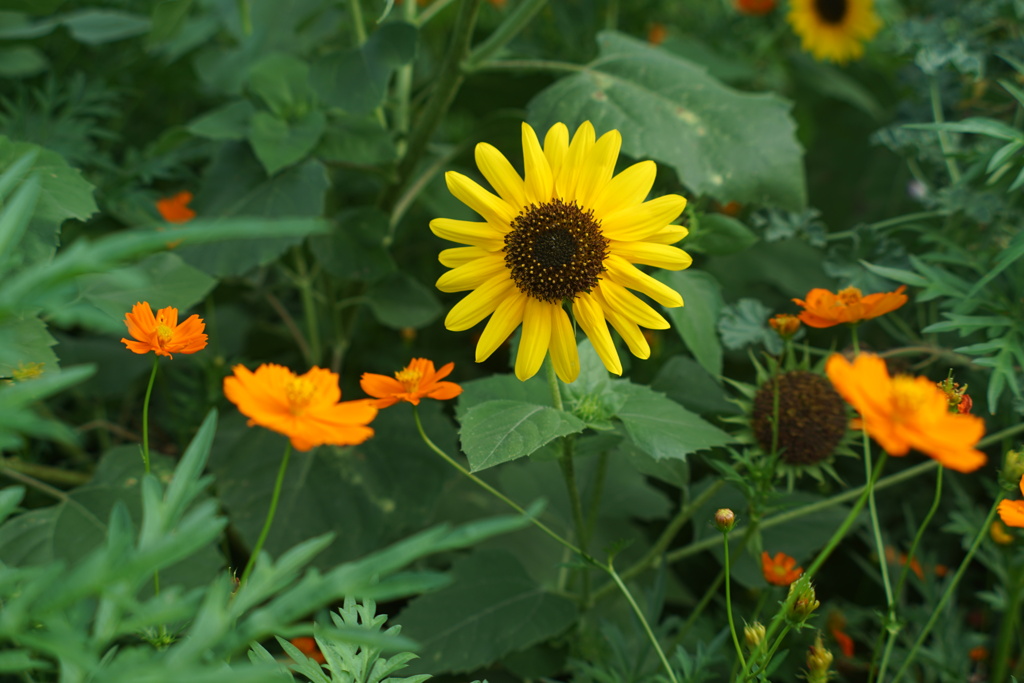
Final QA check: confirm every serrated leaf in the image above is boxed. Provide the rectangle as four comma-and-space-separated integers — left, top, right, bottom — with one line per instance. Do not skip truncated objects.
612, 382, 732, 460
528, 31, 806, 210
0, 315, 58, 377
459, 400, 585, 472
397, 550, 576, 675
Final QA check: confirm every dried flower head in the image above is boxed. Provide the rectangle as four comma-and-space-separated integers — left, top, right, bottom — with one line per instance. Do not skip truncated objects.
752, 370, 847, 465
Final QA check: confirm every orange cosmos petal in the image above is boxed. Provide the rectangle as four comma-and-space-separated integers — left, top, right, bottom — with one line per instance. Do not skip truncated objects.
998, 499, 1024, 528
426, 382, 463, 401
122, 339, 157, 355
360, 373, 407, 399
156, 191, 196, 224
360, 359, 462, 408
121, 301, 206, 357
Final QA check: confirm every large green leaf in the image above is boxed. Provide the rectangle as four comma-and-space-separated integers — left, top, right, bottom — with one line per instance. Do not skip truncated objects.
612, 382, 732, 460
366, 272, 442, 329
0, 315, 58, 377
656, 270, 724, 377
528, 31, 806, 210
248, 109, 326, 176
459, 400, 586, 472
61, 9, 151, 44
397, 549, 576, 675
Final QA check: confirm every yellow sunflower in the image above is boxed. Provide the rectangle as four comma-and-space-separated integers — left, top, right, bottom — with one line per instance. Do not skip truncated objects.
787, 0, 882, 64
430, 121, 692, 383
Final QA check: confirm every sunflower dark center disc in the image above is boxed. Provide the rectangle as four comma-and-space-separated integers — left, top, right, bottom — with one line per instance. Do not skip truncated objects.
504, 198, 609, 304
814, 0, 848, 24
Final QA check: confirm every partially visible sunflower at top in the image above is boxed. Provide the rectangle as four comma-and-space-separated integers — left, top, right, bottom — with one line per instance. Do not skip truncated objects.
431, 121, 691, 382
787, 0, 882, 65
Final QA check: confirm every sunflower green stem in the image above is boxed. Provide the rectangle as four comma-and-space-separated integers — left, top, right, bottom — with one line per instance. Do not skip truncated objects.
141, 357, 159, 475
872, 465, 943, 683
890, 494, 1004, 683
239, 442, 292, 586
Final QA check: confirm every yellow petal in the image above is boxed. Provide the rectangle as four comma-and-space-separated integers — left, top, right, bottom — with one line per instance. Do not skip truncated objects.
604, 255, 684, 308
523, 122, 554, 205
576, 129, 622, 210
430, 218, 504, 249
601, 195, 688, 241
445, 171, 516, 229
645, 224, 690, 245
596, 288, 650, 359
476, 291, 527, 362
572, 291, 622, 375
542, 122, 569, 183
549, 305, 580, 383
590, 160, 656, 217
555, 121, 595, 202
598, 279, 670, 329
515, 298, 552, 381
439, 246, 493, 268
609, 241, 693, 270
445, 274, 515, 331
475, 142, 527, 210
436, 254, 507, 292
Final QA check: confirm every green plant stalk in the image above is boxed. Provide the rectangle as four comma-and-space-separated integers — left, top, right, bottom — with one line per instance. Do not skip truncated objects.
991, 564, 1023, 683
294, 252, 322, 366
0, 465, 69, 501
750, 623, 793, 680
929, 76, 962, 183
464, 0, 548, 70
239, 443, 293, 586
380, 0, 482, 210
141, 358, 159, 474
862, 431, 896, 670
0, 458, 89, 488
722, 530, 749, 674
606, 560, 679, 683
412, 407, 583, 556
348, 0, 368, 45
592, 479, 727, 602
392, 0, 417, 161
873, 465, 943, 683
890, 495, 1003, 683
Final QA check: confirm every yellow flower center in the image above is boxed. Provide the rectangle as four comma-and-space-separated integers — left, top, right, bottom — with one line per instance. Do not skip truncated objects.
890, 375, 933, 421
286, 377, 316, 414
837, 287, 862, 306
395, 367, 423, 393
156, 324, 174, 342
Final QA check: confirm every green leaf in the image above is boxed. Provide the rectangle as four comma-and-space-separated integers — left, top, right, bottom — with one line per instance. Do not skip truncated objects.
528, 31, 806, 210
793, 55, 884, 119
246, 52, 315, 118
310, 22, 417, 115
61, 9, 151, 45
0, 315, 58, 378
718, 298, 781, 354
148, 0, 194, 46
656, 270, 723, 376
688, 213, 758, 256
612, 382, 732, 460
0, 174, 40, 275
651, 355, 740, 416
455, 373, 551, 423
187, 100, 255, 141
366, 272, 442, 329
310, 208, 395, 282
249, 109, 326, 175
906, 117, 1023, 141
397, 549, 576, 675
459, 400, 586, 472
561, 340, 628, 430
317, 113, 398, 165
0, 45, 47, 77
859, 259, 930, 286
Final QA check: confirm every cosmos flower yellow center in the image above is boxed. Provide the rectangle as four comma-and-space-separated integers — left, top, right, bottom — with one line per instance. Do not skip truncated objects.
286, 377, 317, 414
503, 198, 609, 304
837, 287, 862, 305
814, 0, 848, 24
395, 367, 423, 392
890, 375, 932, 420
156, 324, 174, 342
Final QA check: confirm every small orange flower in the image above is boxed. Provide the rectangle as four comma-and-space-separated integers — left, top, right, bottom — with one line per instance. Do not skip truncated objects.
224, 364, 376, 452
360, 358, 462, 409
121, 301, 208, 358
990, 520, 1015, 544
156, 190, 196, 224
884, 545, 924, 580
289, 636, 325, 664
997, 475, 1024, 528
647, 22, 668, 45
825, 354, 986, 473
793, 285, 907, 328
736, 0, 776, 15
769, 313, 801, 338
761, 551, 803, 586
969, 645, 989, 662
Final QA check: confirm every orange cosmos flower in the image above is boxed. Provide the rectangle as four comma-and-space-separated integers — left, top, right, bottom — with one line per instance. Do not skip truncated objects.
647, 22, 668, 45
156, 190, 196, 224
825, 354, 986, 473
736, 0, 776, 15
761, 551, 803, 586
793, 285, 907, 328
224, 364, 376, 452
990, 519, 1015, 544
121, 301, 208, 358
997, 475, 1024, 528
827, 612, 855, 658
289, 637, 325, 664
360, 358, 463, 409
